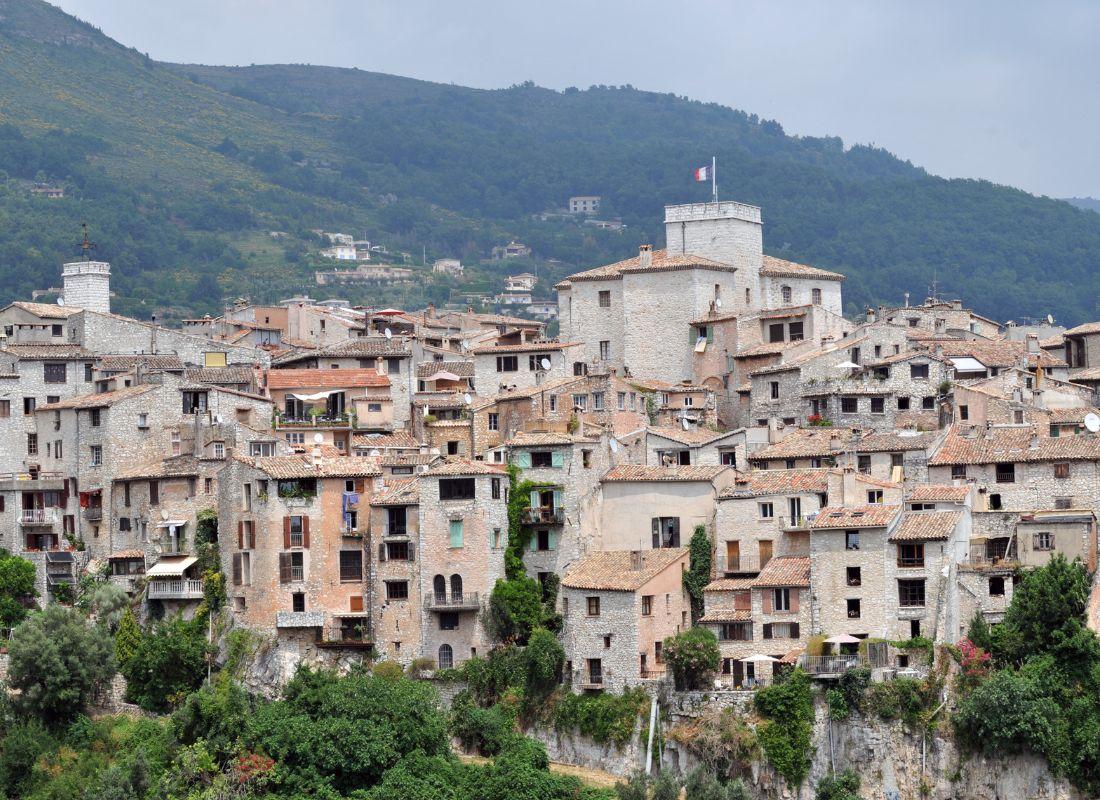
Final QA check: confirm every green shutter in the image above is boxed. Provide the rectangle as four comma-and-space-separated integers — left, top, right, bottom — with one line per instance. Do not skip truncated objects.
706, 325, 714, 343
548, 529, 557, 551
514, 451, 531, 468
551, 450, 564, 468
529, 489, 539, 507
449, 520, 463, 548
529, 533, 538, 552
553, 489, 563, 509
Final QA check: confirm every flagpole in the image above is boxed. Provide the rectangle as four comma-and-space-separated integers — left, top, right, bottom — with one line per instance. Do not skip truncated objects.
711, 156, 717, 203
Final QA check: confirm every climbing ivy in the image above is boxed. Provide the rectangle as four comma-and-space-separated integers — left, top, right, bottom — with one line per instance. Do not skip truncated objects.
754, 668, 813, 786
682, 525, 712, 624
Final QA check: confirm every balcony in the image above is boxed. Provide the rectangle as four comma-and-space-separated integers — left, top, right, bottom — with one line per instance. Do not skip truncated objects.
20, 508, 59, 526
84, 507, 103, 522
424, 592, 480, 611
799, 654, 867, 677
0, 471, 65, 492
780, 516, 810, 532
522, 507, 565, 525
317, 623, 373, 649
147, 579, 204, 600
640, 666, 667, 681
274, 412, 354, 430
576, 669, 605, 690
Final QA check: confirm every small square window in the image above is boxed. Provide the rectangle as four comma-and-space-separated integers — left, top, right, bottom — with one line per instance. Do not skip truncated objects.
846, 567, 861, 587
845, 530, 860, 551
586, 596, 601, 616
847, 598, 861, 618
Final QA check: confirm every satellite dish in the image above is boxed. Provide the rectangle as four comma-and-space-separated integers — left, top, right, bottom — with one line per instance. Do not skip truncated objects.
540, 358, 551, 370
715, 297, 722, 309
1047, 314, 1055, 325
423, 405, 430, 417
384, 328, 392, 339
56, 298, 65, 306
369, 448, 381, 457
313, 432, 325, 444
682, 417, 690, 431
1085, 413, 1100, 433
463, 392, 472, 405
461, 340, 471, 352
609, 438, 618, 453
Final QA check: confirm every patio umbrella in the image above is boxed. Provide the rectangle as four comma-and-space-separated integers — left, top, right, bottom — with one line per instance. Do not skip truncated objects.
741, 654, 780, 663
823, 634, 861, 644
833, 361, 861, 370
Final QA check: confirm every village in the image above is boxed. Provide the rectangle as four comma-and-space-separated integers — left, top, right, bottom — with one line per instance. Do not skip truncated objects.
0, 193, 1096, 700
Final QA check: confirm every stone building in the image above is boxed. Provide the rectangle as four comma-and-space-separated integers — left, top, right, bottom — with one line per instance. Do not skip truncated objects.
645, 426, 746, 468
416, 460, 509, 669
560, 548, 689, 691
266, 367, 393, 450
471, 340, 578, 396
368, 478, 421, 665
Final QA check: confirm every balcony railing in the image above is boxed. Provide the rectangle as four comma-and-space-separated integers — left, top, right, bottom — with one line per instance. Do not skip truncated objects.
275, 412, 355, 429
799, 654, 867, 676
897, 557, 925, 568
577, 669, 605, 689
147, 579, 204, 600
319, 625, 373, 647
640, 666, 667, 680
20, 508, 58, 525
780, 515, 810, 531
84, 507, 103, 522
522, 507, 565, 525
424, 591, 480, 611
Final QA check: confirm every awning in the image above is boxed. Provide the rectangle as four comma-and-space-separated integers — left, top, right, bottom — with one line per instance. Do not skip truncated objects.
428, 370, 464, 383
156, 520, 188, 528
949, 356, 988, 373
289, 389, 342, 402
146, 556, 198, 576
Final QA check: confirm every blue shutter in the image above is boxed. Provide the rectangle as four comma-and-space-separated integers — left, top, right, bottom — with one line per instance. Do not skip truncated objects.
551, 450, 564, 468
449, 520, 463, 548
553, 489, 563, 509
548, 529, 557, 551
514, 451, 531, 468
529, 532, 538, 551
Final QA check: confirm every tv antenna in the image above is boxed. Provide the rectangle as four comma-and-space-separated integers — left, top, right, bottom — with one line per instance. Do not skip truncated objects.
77, 223, 97, 260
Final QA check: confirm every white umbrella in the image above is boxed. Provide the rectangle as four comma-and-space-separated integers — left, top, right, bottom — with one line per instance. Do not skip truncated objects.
429, 370, 463, 383
823, 634, 861, 645
833, 361, 861, 370
741, 654, 780, 663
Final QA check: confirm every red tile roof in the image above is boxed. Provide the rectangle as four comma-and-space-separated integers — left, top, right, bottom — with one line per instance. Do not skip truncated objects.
748, 429, 937, 461
698, 609, 752, 623
907, 484, 970, 502
38, 385, 156, 410
704, 577, 756, 592
760, 255, 845, 281
753, 556, 811, 587
472, 341, 581, 354
929, 425, 1100, 465
890, 511, 961, 541
602, 465, 730, 482
421, 459, 507, 477
265, 368, 389, 389
242, 454, 382, 479
559, 248, 736, 285
810, 504, 901, 529
561, 548, 688, 591
721, 469, 830, 498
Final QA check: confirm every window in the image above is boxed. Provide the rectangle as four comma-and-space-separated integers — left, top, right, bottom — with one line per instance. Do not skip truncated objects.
549, 394, 557, 412
857, 455, 871, 473
651, 517, 680, 547
386, 357, 402, 375
385, 541, 411, 561
898, 579, 926, 607
719, 622, 753, 641
573, 361, 588, 376
593, 392, 605, 411
54, 440, 62, 459
846, 566, 861, 586
27, 433, 37, 455
841, 397, 858, 414
845, 530, 860, 551
250, 441, 276, 457
995, 463, 1015, 483
617, 392, 626, 411
586, 596, 601, 616
487, 413, 499, 431
446, 441, 459, 456
582, 449, 591, 468
367, 402, 382, 413
123, 482, 131, 506
439, 478, 475, 500
496, 355, 518, 372
785, 459, 796, 469
898, 542, 925, 568
1054, 496, 1072, 510
720, 451, 737, 467
951, 465, 966, 479
598, 290, 611, 308
958, 404, 969, 421
213, 442, 225, 459
1054, 462, 1070, 479
867, 490, 883, 504
572, 394, 587, 411
386, 581, 409, 601
43, 363, 66, 383
641, 595, 653, 616
599, 340, 610, 360
908, 318, 918, 328
285, 432, 305, 445
773, 588, 791, 612
290, 592, 305, 613
90, 445, 102, 466
789, 321, 804, 341
770, 381, 780, 400
922, 396, 936, 410
1033, 531, 1054, 551
759, 502, 774, 519
847, 598, 861, 619
437, 644, 453, 669
531, 451, 553, 468
491, 478, 501, 499
1013, 410, 1024, 424
439, 613, 459, 631
869, 397, 885, 415
910, 363, 929, 379
850, 347, 861, 364
989, 493, 1002, 510
84, 362, 94, 381
339, 550, 363, 582
137, 413, 148, 429
768, 323, 785, 343
0, 400, 8, 418
23, 397, 35, 415
288, 515, 304, 547
898, 396, 911, 410
182, 391, 208, 413
449, 519, 464, 548
812, 287, 822, 304
988, 576, 1005, 596
781, 285, 792, 304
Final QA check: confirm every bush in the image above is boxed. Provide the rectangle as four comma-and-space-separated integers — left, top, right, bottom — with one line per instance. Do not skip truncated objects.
171, 674, 254, 762
615, 772, 648, 800
663, 627, 721, 690
524, 628, 564, 700
450, 691, 517, 756
0, 718, 54, 796
554, 688, 649, 746
837, 666, 871, 713
121, 616, 209, 712
407, 656, 437, 679
953, 664, 1060, 755
865, 677, 937, 729
0, 548, 37, 628
114, 608, 141, 667
374, 660, 405, 681
826, 688, 849, 720
7, 605, 115, 725
682, 525, 712, 624
815, 769, 862, 800
650, 769, 681, 800
754, 669, 813, 786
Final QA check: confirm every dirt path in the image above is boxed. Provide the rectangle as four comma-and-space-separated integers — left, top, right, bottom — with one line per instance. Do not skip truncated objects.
455, 753, 622, 789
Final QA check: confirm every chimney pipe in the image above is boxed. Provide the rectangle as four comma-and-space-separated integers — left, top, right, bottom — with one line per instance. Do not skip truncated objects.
638, 244, 653, 269
1026, 333, 1040, 354
866, 307, 876, 324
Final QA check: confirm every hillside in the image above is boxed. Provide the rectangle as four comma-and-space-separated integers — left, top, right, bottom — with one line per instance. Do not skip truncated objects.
1, 0, 1099, 323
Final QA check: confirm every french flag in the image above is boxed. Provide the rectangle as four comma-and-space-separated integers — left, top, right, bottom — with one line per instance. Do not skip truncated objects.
693, 165, 710, 182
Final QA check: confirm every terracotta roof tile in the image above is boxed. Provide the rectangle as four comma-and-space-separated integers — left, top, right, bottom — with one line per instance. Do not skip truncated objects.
890, 511, 961, 541
108, 549, 145, 560
114, 456, 203, 480
760, 255, 845, 281
559, 248, 735, 285
506, 431, 584, 447
721, 469, 830, 498
9, 301, 82, 319
561, 548, 688, 591
372, 478, 419, 505
1064, 321, 1100, 337
265, 368, 389, 389
907, 484, 970, 502
183, 367, 254, 384
929, 425, 1100, 465
602, 465, 729, 482
472, 340, 581, 354
698, 609, 752, 623
243, 454, 382, 479
1046, 406, 1100, 423
38, 384, 156, 410
753, 556, 811, 587
352, 431, 421, 450
704, 578, 757, 592
3, 343, 94, 360
421, 459, 507, 477
748, 429, 937, 461
101, 354, 184, 371
416, 360, 475, 378
273, 337, 410, 365
810, 504, 901, 529
648, 425, 743, 446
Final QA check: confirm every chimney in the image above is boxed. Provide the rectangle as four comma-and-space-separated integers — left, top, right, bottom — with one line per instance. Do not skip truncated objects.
427, 302, 436, 319
842, 466, 858, 506
904, 292, 910, 308
935, 343, 943, 358
631, 550, 643, 570
1029, 431, 1039, 449
312, 445, 323, 469
866, 307, 876, 324
1026, 333, 1040, 354
638, 244, 653, 269
375, 356, 385, 374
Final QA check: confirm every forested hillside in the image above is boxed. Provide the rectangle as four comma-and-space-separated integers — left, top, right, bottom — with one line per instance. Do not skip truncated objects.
1, 0, 1099, 323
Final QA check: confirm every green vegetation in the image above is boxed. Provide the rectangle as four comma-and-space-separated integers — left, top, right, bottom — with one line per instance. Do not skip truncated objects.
120, 615, 211, 712
953, 555, 1100, 794
663, 627, 721, 690
682, 525, 712, 624
4, 0, 1100, 322
753, 668, 813, 786
0, 548, 36, 629
553, 688, 650, 747
814, 769, 863, 800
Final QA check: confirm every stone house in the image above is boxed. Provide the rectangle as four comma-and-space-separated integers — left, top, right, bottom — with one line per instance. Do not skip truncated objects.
416, 460, 509, 669
266, 367, 393, 450
701, 555, 811, 686
645, 426, 746, 468
416, 360, 474, 393
597, 465, 736, 551
368, 478, 421, 665
219, 453, 381, 651
471, 340, 578, 396
560, 548, 689, 691
878, 298, 1003, 339
627, 379, 717, 428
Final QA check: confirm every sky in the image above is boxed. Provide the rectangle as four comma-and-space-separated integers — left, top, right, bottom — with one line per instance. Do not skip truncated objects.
51, 0, 1100, 199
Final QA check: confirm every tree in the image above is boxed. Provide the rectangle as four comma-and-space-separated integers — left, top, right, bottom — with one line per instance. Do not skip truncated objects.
663, 627, 721, 690
0, 548, 36, 628
965, 610, 994, 652
114, 608, 142, 667
524, 628, 564, 700
484, 577, 542, 644
683, 525, 712, 624
650, 770, 681, 800
7, 605, 115, 725
121, 616, 209, 712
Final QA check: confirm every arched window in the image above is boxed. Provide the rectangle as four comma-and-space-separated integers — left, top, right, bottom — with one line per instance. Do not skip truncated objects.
781, 285, 792, 305
438, 644, 453, 669
433, 574, 446, 601
450, 574, 463, 601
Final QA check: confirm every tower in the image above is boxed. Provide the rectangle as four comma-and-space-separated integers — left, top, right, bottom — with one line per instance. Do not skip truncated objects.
61, 260, 111, 313
663, 200, 765, 309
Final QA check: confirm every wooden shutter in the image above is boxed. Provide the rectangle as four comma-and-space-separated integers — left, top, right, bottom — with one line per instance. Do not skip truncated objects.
408, 543, 415, 562
670, 518, 680, 547
651, 518, 660, 548
762, 623, 772, 640
548, 529, 557, 551
278, 552, 291, 584
514, 451, 531, 468
551, 450, 564, 468
529, 489, 539, 507
762, 590, 773, 613
790, 589, 800, 613
529, 532, 538, 552
791, 622, 801, 639
553, 489, 563, 508
302, 516, 310, 548
232, 553, 242, 586
238, 521, 244, 550
378, 543, 387, 562
283, 517, 291, 549
350, 595, 364, 612
734, 591, 750, 611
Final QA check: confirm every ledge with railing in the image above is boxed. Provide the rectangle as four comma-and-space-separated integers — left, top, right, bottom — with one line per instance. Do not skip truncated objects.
780, 515, 811, 532
521, 507, 565, 525
798, 653, 868, 676
274, 411, 355, 430
19, 508, 59, 526
424, 591, 480, 611
84, 507, 103, 522
318, 624, 373, 648
147, 579, 204, 600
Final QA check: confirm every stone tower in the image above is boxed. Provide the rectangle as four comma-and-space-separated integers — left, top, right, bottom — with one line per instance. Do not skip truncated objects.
664, 201, 764, 309
61, 260, 111, 313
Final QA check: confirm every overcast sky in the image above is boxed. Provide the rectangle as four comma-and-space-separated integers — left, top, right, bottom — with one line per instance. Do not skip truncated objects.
52, 0, 1099, 199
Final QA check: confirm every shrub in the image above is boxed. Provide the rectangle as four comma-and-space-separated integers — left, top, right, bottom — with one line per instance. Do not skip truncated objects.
407, 656, 437, 679
826, 688, 849, 720
754, 669, 813, 786
837, 666, 871, 713
524, 628, 564, 701
682, 525, 712, 624
114, 608, 142, 667
0, 718, 54, 796
815, 769, 863, 800
0, 548, 37, 628
374, 660, 405, 681
650, 769, 681, 800
663, 627, 721, 690
121, 616, 209, 712
865, 677, 937, 729
7, 605, 115, 725
615, 772, 648, 800
554, 688, 648, 746
450, 691, 517, 756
